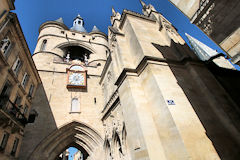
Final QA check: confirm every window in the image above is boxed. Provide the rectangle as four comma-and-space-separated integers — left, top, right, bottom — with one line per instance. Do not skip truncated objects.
11, 138, 19, 156
40, 39, 47, 51
0, 81, 12, 108
14, 95, 22, 107
28, 84, 34, 97
21, 72, 29, 88
0, 36, 11, 56
12, 57, 22, 75
0, 132, 9, 151
71, 98, 80, 112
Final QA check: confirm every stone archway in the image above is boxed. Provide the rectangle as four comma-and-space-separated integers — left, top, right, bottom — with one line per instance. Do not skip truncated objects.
28, 121, 104, 160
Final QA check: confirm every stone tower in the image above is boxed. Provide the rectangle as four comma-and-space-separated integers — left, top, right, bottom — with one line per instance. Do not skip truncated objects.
20, 1, 240, 160
19, 15, 108, 160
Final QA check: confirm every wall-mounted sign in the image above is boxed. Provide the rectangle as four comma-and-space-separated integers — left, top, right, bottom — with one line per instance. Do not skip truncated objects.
167, 100, 175, 105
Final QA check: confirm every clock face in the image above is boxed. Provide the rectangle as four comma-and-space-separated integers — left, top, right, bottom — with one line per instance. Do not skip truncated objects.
68, 72, 85, 86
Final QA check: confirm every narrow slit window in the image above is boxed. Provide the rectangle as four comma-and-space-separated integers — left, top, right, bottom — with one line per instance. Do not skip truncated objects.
40, 39, 47, 51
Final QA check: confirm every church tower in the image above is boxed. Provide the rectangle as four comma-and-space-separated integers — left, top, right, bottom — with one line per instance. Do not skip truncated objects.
20, 1, 240, 160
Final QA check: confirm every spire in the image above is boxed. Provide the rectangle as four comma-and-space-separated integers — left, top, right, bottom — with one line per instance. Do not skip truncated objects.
71, 14, 87, 33
55, 17, 64, 23
139, 0, 146, 7
186, 33, 235, 69
112, 7, 116, 16
76, 14, 83, 20
92, 25, 100, 32
185, 33, 218, 61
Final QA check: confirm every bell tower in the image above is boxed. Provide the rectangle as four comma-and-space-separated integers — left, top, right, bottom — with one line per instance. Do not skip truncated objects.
71, 14, 87, 33
19, 14, 108, 160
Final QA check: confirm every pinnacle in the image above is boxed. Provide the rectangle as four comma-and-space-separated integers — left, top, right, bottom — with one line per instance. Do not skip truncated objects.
92, 25, 100, 32
112, 7, 116, 16
140, 0, 146, 7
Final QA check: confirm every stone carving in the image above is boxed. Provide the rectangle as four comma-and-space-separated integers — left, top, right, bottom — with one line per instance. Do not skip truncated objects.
107, 71, 112, 82
103, 117, 127, 160
194, 2, 215, 35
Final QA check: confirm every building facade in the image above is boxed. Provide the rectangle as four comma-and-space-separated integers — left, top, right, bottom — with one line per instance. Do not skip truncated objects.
19, 1, 240, 160
168, 0, 240, 65
0, 1, 41, 159
0, 0, 15, 25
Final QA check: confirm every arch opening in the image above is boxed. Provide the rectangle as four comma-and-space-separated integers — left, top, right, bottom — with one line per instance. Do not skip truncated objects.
63, 46, 91, 62
56, 145, 88, 160
28, 121, 103, 160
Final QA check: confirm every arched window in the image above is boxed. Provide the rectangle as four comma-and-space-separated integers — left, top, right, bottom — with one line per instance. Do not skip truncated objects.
71, 98, 80, 112
40, 39, 47, 51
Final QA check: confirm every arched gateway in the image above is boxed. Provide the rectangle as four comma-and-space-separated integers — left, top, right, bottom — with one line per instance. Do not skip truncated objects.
28, 121, 104, 160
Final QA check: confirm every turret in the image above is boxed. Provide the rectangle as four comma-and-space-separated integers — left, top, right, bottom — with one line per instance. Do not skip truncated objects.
70, 14, 87, 33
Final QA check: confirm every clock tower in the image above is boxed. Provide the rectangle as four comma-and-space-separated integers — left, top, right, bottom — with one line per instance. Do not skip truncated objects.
66, 64, 87, 88
20, 14, 109, 160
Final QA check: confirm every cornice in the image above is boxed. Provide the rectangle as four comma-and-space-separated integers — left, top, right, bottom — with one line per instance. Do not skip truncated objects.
99, 54, 112, 85
114, 56, 203, 87
89, 31, 108, 39
37, 34, 110, 51
39, 21, 69, 33
119, 9, 156, 29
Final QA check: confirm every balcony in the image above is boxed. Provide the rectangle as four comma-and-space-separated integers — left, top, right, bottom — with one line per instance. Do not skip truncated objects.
0, 95, 37, 127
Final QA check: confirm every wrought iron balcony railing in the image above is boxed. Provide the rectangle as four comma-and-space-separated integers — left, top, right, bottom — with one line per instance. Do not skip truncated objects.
0, 95, 37, 126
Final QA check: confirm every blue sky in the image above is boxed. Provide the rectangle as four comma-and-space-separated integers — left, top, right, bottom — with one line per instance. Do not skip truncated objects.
68, 147, 78, 160
14, 0, 224, 55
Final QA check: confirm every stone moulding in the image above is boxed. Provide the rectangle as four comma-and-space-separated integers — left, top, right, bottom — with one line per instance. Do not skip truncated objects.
101, 90, 119, 120
27, 121, 103, 160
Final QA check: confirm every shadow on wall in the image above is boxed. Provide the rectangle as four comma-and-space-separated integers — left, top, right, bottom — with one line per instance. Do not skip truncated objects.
152, 40, 240, 160
19, 84, 58, 160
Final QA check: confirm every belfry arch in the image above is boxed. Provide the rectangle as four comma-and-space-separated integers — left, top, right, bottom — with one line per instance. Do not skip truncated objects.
28, 121, 104, 160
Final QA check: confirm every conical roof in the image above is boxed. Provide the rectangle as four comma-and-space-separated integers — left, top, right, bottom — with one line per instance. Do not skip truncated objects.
70, 26, 87, 33
92, 26, 100, 32
74, 14, 83, 20
185, 33, 218, 61
55, 17, 64, 23
71, 14, 87, 33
